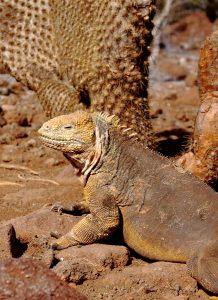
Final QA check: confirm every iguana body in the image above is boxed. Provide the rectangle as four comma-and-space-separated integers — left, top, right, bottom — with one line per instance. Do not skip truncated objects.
0, 0, 155, 145
39, 110, 218, 294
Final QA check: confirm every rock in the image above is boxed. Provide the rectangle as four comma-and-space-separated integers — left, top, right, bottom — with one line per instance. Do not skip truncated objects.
1, 207, 82, 243
45, 157, 62, 166
0, 115, 6, 127
0, 106, 6, 127
0, 86, 10, 95
0, 224, 16, 260
56, 244, 129, 269
0, 224, 28, 260
30, 147, 46, 158
10, 82, 26, 94
161, 295, 188, 300
0, 79, 10, 87
0, 79, 10, 95
176, 86, 199, 105
2, 104, 33, 127
2, 105, 18, 124
26, 138, 37, 148
185, 74, 197, 87
164, 11, 213, 51
53, 259, 100, 284
1, 153, 12, 162
1, 144, 17, 161
0, 133, 13, 144
14, 127, 28, 139
22, 235, 52, 264
53, 244, 129, 283
17, 114, 31, 127
0, 258, 87, 299
158, 56, 188, 81
78, 262, 204, 300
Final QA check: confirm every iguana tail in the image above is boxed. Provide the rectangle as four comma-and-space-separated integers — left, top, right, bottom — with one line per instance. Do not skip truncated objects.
187, 241, 218, 293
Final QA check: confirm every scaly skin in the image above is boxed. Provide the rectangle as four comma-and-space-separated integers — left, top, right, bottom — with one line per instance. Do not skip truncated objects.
0, 0, 155, 146
39, 110, 218, 294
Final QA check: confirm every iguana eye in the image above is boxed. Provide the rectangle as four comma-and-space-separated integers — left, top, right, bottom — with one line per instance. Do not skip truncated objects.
63, 124, 74, 130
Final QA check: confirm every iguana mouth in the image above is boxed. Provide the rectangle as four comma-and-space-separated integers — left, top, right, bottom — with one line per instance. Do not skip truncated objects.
39, 136, 83, 149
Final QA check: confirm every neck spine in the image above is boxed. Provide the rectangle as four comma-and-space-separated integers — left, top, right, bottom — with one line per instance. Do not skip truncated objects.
81, 116, 110, 182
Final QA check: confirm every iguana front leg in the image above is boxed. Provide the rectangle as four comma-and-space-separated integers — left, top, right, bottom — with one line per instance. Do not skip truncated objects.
51, 191, 120, 250
37, 79, 85, 118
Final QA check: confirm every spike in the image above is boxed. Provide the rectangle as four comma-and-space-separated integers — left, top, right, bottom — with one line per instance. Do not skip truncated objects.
129, 132, 137, 137
122, 128, 132, 133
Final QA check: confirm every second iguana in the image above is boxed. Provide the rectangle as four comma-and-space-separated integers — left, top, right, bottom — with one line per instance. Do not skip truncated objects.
0, 0, 155, 145
38, 110, 218, 294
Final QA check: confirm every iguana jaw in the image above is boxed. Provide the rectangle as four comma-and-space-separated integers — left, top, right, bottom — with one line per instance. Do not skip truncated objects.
39, 135, 84, 152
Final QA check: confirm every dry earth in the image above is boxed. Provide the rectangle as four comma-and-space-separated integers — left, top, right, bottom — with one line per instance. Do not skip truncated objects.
0, 11, 217, 300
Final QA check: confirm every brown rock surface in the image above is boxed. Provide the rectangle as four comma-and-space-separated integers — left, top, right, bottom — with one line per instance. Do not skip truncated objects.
0, 224, 16, 260
78, 261, 209, 300
1, 207, 82, 243
53, 244, 129, 283
0, 258, 87, 299
164, 11, 216, 50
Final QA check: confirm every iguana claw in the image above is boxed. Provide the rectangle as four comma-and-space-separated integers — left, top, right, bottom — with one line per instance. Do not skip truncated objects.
50, 203, 64, 214
50, 233, 80, 250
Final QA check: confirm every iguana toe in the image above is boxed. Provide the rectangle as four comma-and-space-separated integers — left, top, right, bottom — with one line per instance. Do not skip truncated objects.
50, 203, 64, 214
50, 233, 80, 250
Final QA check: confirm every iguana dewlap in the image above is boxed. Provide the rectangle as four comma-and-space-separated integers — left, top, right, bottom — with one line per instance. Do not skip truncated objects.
38, 110, 218, 294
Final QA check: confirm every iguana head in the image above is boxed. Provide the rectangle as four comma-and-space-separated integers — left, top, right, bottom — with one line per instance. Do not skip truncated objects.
38, 110, 95, 153
38, 110, 113, 177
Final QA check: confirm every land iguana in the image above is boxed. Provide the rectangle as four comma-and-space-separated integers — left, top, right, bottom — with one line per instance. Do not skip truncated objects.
0, 0, 155, 146
38, 110, 218, 294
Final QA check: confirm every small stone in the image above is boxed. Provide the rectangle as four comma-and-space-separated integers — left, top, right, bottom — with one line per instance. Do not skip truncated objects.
30, 148, 45, 158
45, 157, 61, 166
0, 116, 6, 127
0, 87, 10, 95
14, 128, 28, 139
185, 74, 197, 87
0, 80, 10, 95
0, 224, 16, 260
1, 153, 12, 162
162, 294, 188, 300
212, 91, 218, 98
0, 133, 13, 144
18, 115, 30, 127
10, 82, 26, 94
26, 138, 37, 148
0, 79, 9, 87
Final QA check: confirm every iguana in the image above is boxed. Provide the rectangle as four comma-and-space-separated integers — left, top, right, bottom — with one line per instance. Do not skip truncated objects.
0, 0, 155, 146
38, 110, 218, 294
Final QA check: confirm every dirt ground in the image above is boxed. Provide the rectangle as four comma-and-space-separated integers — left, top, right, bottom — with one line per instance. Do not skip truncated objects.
0, 11, 217, 300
